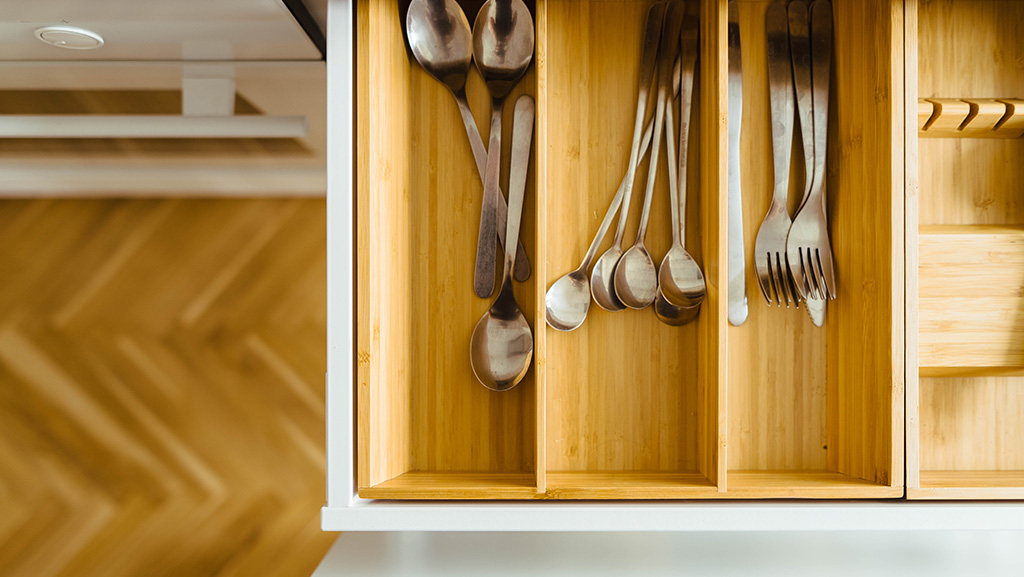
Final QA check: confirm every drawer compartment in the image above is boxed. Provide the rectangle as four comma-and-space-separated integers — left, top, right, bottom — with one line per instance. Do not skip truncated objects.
908, 0, 1024, 499
355, 0, 903, 500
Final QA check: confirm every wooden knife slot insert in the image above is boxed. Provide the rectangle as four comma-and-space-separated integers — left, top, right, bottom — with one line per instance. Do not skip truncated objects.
355, 0, 902, 500
910, 0, 1024, 499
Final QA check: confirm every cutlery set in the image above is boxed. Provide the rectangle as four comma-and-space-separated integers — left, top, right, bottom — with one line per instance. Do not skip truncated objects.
405, 0, 838, 391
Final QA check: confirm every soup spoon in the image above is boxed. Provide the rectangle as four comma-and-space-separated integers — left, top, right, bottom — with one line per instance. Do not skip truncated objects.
545, 58, 681, 332
471, 0, 535, 298
614, 1, 685, 310
591, 2, 666, 312
470, 95, 535, 391
658, 12, 706, 308
405, 0, 531, 283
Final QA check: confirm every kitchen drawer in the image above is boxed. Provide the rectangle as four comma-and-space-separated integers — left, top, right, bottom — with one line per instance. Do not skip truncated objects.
907, 0, 1024, 499
349, 0, 903, 501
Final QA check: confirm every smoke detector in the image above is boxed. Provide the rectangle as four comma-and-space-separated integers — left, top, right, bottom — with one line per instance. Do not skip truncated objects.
34, 26, 104, 50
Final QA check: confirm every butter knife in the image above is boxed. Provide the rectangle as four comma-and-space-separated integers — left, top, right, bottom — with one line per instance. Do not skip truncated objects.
727, 0, 748, 326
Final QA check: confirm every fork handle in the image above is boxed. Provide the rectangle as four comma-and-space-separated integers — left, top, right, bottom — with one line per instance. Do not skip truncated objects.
808, 0, 832, 207
767, 3, 794, 209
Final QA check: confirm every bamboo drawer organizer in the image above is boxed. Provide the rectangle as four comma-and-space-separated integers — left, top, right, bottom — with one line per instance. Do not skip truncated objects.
356, 0, 910, 501
907, 0, 1024, 500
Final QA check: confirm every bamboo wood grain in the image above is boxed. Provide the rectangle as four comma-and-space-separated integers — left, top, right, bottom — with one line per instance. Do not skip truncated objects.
919, 226, 1024, 369
357, 0, 412, 488
543, 0, 709, 480
917, 99, 934, 132
357, 0, 900, 500
725, 0, 902, 495
920, 377, 1024, 472
912, 471, 1024, 500
911, 0, 1024, 499
356, 0, 537, 495
996, 99, 1024, 137
918, 98, 1023, 138
703, 0, 728, 494
960, 99, 1010, 135
727, 0, 827, 474
726, 471, 903, 499
922, 98, 970, 133
905, 0, 922, 498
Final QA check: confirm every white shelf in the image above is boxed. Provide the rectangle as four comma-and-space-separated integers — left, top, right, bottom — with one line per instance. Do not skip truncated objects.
312, 531, 1024, 576
322, 501, 1024, 532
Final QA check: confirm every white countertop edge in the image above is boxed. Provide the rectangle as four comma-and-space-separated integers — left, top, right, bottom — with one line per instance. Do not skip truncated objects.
321, 501, 1024, 532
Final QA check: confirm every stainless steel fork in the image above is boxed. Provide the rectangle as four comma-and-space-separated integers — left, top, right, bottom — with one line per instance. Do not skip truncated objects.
787, 0, 836, 301
754, 2, 797, 307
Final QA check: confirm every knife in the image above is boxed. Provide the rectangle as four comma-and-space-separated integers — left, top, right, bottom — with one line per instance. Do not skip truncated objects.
727, 0, 748, 326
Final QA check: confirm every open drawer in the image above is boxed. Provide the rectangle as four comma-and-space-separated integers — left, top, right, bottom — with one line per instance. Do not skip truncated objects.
907, 0, 1024, 499
353, 0, 903, 500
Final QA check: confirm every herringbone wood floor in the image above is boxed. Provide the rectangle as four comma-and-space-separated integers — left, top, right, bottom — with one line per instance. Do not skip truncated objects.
0, 199, 334, 577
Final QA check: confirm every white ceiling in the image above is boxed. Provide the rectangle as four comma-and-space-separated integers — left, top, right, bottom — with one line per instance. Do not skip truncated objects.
0, 0, 323, 60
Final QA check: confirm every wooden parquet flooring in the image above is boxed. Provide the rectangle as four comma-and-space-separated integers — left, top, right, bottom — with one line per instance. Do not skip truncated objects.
0, 199, 334, 577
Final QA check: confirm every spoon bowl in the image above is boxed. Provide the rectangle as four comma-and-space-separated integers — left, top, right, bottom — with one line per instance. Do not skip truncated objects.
591, 247, 626, 311
615, 245, 658, 309
407, 0, 473, 92
471, 293, 534, 391
472, 0, 535, 98
470, 94, 536, 391
654, 288, 701, 327
659, 248, 706, 307
545, 269, 590, 331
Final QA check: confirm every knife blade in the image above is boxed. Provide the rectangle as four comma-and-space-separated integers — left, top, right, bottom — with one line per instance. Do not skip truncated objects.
727, 0, 748, 326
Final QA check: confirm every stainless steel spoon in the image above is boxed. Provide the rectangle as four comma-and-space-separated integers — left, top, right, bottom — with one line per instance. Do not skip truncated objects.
471, 0, 535, 298
546, 60, 682, 332
658, 12, 706, 309
654, 287, 702, 327
545, 121, 657, 332
615, 1, 684, 310
406, 0, 530, 284
470, 95, 535, 391
590, 2, 665, 312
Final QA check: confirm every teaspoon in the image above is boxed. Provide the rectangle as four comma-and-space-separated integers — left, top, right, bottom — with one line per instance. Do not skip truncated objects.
615, 1, 684, 310
471, 0, 535, 298
658, 12, 706, 308
406, 0, 531, 283
546, 59, 681, 332
591, 2, 666, 312
470, 95, 535, 391
654, 288, 702, 327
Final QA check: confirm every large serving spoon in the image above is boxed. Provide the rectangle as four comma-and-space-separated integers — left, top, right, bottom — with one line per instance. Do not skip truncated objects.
658, 12, 706, 309
470, 95, 535, 391
406, 0, 531, 284
471, 0, 535, 298
615, 1, 685, 310
590, 3, 666, 312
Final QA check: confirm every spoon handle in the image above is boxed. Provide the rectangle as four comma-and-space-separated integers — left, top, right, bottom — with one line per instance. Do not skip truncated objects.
473, 98, 505, 298
455, 91, 532, 282
677, 13, 699, 245
635, 1, 684, 245
578, 119, 656, 273
503, 95, 535, 285
609, 2, 665, 249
